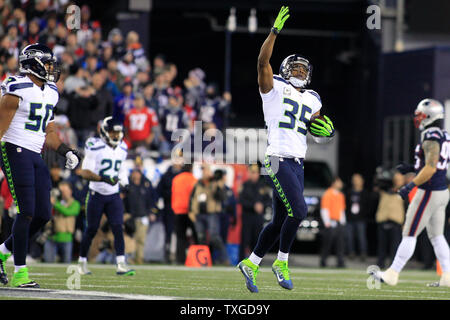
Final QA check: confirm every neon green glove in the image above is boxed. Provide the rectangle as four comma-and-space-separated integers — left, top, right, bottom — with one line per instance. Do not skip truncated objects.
309, 115, 335, 137
272, 6, 290, 34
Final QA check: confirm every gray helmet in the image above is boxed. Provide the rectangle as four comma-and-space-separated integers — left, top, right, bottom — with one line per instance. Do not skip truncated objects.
414, 98, 444, 130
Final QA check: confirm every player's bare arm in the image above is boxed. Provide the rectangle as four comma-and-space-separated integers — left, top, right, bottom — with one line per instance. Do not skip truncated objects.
258, 6, 290, 93
257, 33, 276, 93
44, 121, 63, 151
412, 140, 440, 185
79, 168, 103, 182
0, 94, 19, 139
45, 121, 81, 170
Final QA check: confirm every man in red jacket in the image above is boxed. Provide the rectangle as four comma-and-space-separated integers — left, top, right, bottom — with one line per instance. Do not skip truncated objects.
124, 93, 159, 150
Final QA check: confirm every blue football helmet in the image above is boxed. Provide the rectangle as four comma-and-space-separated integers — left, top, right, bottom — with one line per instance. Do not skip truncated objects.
19, 43, 60, 82
100, 116, 124, 147
279, 54, 312, 88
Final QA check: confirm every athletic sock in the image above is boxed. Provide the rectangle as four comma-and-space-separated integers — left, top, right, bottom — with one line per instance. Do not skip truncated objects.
116, 255, 125, 264
14, 265, 26, 273
78, 256, 87, 263
248, 252, 262, 266
0, 243, 11, 255
277, 251, 289, 262
430, 235, 450, 273
390, 236, 417, 273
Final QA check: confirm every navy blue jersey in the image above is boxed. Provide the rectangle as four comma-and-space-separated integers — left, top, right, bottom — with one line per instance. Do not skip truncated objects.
159, 107, 189, 141
414, 127, 450, 191
199, 97, 229, 130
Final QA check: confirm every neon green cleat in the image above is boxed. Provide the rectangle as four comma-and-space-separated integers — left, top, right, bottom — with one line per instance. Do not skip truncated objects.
116, 262, 135, 276
0, 252, 11, 285
272, 259, 293, 290
237, 258, 259, 293
10, 267, 40, 288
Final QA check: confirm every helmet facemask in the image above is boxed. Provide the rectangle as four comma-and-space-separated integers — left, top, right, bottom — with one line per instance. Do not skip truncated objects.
100, 117, 124, 148
19, 46, 61, 82
280, 55, 312, 88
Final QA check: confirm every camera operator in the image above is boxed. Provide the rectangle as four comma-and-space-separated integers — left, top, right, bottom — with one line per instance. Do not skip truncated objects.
189, 164, 229, 265
43, 181, 81, 263
373, 171, 407, 269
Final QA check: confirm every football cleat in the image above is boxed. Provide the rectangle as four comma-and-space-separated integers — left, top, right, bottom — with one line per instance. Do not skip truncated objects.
116, 262, 135, 276
237, 259, 259, 293
272, 259, 293, 290
10, 267, 40, 288
369, 268, 398, 286
428, 272, 450, 287
0, 251, 11, 285
77, 261, 92, 275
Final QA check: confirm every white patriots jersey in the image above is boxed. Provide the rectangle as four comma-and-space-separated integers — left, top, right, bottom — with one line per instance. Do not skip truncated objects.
1, 75, 59, 153
261, 75, 322, 159
82, 137, 129, 195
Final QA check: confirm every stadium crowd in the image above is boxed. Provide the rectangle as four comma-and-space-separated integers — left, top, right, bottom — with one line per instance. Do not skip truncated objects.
0, 0, 448, 269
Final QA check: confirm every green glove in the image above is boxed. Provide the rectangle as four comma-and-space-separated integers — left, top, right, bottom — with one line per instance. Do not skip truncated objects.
272, 6, 290, 34
309, 115, 335, 137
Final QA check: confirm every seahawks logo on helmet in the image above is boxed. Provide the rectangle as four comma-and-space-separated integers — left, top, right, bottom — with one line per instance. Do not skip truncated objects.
279, 54, 312, 88
19, 43, 61, 82
100, 116, 124, 148
414, 98, 444, 130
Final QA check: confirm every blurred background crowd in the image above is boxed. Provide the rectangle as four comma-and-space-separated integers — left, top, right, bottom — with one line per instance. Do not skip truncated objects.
0, 0, 448, 270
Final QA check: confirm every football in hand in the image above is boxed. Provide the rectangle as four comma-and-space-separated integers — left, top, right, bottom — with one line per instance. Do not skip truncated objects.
307, 114, 327, 137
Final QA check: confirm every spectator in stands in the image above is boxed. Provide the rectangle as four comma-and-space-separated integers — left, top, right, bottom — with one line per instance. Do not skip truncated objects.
67, 84, 98, 144
123, 169, 156, 264
184, 67, 206, 113
152, 53, 166, 79
117, 51, 137, 78
238, 164, 270, 261
105, 59, 123, 97
123, 93, 159, 150
159, 92, 190, 156
64, 64, 87, 94
172, 163, 198, 265
25, 17, 40, 44
374, 172, 406, 269
143, 82, 159, 111
189, 164, 229, 265
108, 27, 126, 59
153, 70, 170, 109
91, 71, 114, 124
44, 181, 80, 263
113, 79, 134, 123
345, 173, 370, 262
320, 176, 346, 268
126, 30, 149, 72
199, 83, 231, 132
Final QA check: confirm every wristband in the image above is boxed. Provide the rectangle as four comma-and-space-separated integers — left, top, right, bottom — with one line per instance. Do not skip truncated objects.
271, 27, 280, 35
56, 143, 71, 157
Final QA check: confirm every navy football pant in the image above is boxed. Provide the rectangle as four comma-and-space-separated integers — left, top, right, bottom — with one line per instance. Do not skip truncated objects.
253, 156, 307, 258
0, 142, 52, 266
80, 190, 125, 258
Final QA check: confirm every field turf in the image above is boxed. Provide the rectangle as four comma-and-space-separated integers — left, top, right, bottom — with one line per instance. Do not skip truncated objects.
0, 262, 448, 300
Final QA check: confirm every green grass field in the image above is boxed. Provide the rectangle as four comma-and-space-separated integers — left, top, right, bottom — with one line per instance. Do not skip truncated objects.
0, 262, 449, 300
